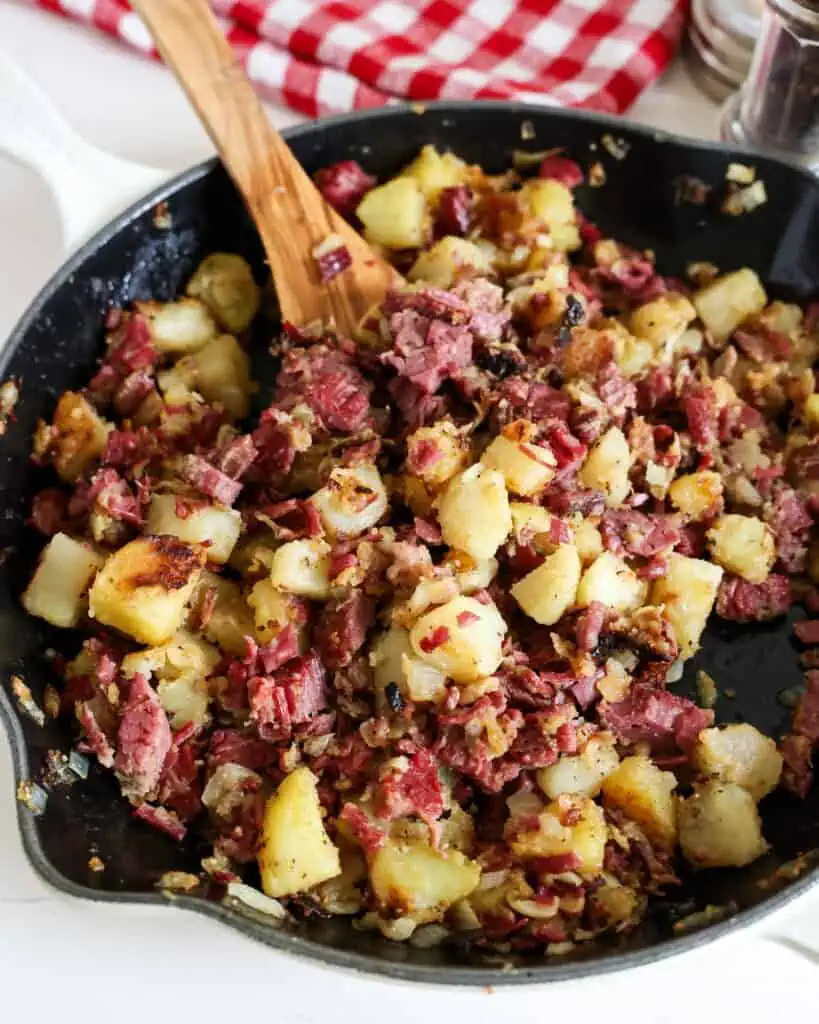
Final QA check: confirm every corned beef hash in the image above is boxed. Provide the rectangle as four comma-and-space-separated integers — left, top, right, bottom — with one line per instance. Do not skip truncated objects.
19, 143, 819, 953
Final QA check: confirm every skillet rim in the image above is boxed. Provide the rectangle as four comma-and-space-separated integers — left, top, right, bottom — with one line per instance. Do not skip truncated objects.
1, 99, 818, 985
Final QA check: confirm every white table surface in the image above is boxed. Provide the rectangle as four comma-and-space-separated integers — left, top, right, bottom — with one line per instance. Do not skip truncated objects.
0, 1, 817, 1018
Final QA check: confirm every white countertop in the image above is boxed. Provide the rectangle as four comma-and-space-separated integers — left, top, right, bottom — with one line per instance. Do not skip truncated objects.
1, 1, 818, 1018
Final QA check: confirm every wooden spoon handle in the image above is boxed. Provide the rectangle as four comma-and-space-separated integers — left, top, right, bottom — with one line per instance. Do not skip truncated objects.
131, 0, 397, 332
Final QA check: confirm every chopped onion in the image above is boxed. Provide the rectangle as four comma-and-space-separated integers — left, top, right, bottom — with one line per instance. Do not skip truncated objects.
225, 881, 288, 920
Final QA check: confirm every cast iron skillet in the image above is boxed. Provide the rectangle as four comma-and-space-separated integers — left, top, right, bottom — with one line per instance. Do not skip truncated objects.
2, 102, 819, 985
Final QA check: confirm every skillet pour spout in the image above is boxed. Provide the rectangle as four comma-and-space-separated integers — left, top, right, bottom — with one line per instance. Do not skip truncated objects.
2, 102, 819, 984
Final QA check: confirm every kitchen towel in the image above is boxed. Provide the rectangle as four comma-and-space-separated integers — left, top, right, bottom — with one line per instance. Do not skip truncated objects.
30, 0, 688, 117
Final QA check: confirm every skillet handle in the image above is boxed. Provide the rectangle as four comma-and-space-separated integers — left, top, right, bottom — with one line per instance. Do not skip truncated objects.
0, 52, 170, 252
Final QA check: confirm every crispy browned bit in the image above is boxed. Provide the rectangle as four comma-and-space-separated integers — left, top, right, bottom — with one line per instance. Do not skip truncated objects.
696, 670, 718, 709
43, 684, 60, 719
88, 855, 105, 873
11, 675, 45, 726
153, 200, 172, 230
158, 870, 200, 892
0, 378, 19, 436
588, 161, 606, 187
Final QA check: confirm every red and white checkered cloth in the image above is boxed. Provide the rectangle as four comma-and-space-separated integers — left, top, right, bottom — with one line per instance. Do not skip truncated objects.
29, 0, 687, 118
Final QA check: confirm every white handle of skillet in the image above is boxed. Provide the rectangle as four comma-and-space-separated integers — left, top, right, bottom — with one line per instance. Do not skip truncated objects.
0, 52, 170, 253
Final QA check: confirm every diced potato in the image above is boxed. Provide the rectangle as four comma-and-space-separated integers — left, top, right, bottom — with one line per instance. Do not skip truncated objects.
121, 630, 219, 729
258, 766, 341, 898
89, 537, 204, 646
693, 724, 783, 801
693, 268, 767, 344
509, 797, 607, 875
370, 626, 447, 707
38, 391, 109, 482
269, 539, 331, 600
573, 517, 604, 565
576, 551, 647, 613
356, 177, 427, 250
186, 252, 261, 334
190, 571, 255, 655
617, 335, 655, 377
410, 595, 506, 683
370, 840, 480, 922
481, 421, 556, 497
630, 294, 696, 349
762, 300, 803, 336
229, 534, 280, 578
436, 464, 512, 560
519, 179, 575, 228
22, 533, 105, 629
588, 882, 641, 927
803, 394, 819, 434
537, 735, 620, 800
445, 552, 498, 594
402, 145, 467, 201
706, 514, 775, 584
579, 427, 631, 507
601, 755, 677, 849
247, 577, 305, 645
147, 493, 242, 564
180, 334, 252, 421
137, 298, 217, 354
650, 553, 723, 659
511, 544, 581, 626
405, 421, 467, 488
311, 464, 387, 538
509, 503, 566, 553
678, 781, 769, 868
668, 471, 723, 521
408, 237, 490, 289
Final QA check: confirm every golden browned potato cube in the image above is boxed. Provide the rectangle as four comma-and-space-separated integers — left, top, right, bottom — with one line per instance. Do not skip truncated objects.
247, 577, 306, 645
572, 517, 604, 564
258, 767, 341, 898
356, 177, 428, 250
601, 755, 677, 849
519, 179, 575, 229
370, 840, 480, 922
269, 539, 331, 600
537, 735, 620, 800
137, 298, 217, 354
436, 463, 512, 560
668, 471, 723, 521
693, 268, 767, 344
89, 536, 205, 646
408, 237, 490, 288
508, 796, 607, 875
190, 571, 255, 655
629, 294, 696, 349
692, 724, 783, 801
405, 422, 467, 488
579, 427, 631, 507
678, 781, 769, 868
121, 630, 219, 729
410, 595, 506, 683
511, 544, 581, 626
183, 334, 252, 421
147, 493, 242, 564
38, 391, 109, 482
402, 145, 467, 200
650, 553, 723, 659
481, 422, 557, 497
310, 464, 387, 538
22, 533, 105, 629
575, 551, 647, 613
706, 514, 775, 584
186, 252, 261, 334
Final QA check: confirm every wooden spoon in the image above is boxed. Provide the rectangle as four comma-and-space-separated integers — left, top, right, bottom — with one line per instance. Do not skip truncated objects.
131, 0, 399, 335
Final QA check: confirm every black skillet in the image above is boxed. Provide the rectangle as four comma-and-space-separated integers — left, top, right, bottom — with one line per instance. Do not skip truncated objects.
2, 102, 819, 985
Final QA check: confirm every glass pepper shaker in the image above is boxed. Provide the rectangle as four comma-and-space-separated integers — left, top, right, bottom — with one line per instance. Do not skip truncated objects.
721, 0, 819, 172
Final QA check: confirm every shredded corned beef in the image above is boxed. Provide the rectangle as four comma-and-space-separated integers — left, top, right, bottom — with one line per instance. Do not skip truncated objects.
314, 592, 375, 670
600, 685, 713, 755
539, 156, 584, 188
253, 498, 322, 539
314, 160, 376, 217
115, 673, 172, 802
182, 455, 243, 505
134, 803, 187, 842
716, 574, 792, 622
373, 749, 444, 825
435, 185, 472, 237
249, 652, 328, 741
275, 344, 372, 433
601, 509, 681, 558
